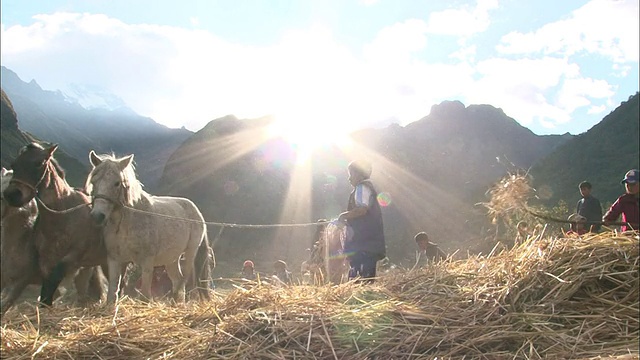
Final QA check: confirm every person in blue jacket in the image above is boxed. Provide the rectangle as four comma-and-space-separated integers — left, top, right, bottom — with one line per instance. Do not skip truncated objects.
338, 160, 386, 282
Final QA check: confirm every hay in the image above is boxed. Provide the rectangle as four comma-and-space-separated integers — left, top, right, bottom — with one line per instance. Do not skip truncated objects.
2, 233, 638, 359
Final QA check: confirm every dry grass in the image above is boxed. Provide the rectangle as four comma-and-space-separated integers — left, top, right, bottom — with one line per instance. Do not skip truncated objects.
1, 233, 638, 359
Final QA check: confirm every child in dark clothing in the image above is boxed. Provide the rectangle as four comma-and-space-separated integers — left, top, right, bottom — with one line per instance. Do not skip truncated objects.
414, 232, 447, 264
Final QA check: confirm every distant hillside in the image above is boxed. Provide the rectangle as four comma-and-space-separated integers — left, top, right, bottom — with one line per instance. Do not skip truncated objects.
1, 88, 88, 187
366, 101, 574, 202
158, 103, 573, 268
1, 66, 192, 190
531, 93, 640, 207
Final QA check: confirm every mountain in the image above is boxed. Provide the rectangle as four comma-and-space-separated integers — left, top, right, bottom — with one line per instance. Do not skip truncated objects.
59, 82, 128, 111
359, 100, 574, 202
1, 88, 88, 187
157, 103, 573, 268
531, 93, 640, 207
0, 66, 192, 190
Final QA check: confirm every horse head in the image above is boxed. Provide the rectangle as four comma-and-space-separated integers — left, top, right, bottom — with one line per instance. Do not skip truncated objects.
3, 143, 58, 207
87, 151, 136, 226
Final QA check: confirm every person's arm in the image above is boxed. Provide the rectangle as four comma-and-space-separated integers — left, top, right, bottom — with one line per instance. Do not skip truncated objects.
338, 184, 372, 222
338, 206, 368, 221
603, 198, 622, 225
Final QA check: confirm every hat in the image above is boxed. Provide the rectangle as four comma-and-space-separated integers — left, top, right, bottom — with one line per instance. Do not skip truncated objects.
243, 260, 254, 268
621, 169, 639, 184
567, 213, 586, 222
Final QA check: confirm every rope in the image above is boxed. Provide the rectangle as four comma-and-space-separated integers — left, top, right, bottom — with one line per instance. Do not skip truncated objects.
35, 196, 90, 214
116, 205, 332, 229
524, 208, 635, 228
30, 195, 331, 228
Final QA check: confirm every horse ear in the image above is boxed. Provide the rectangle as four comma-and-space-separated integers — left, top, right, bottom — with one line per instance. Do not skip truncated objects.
118, 154, 134, 171
89, 150, 102, 167
47, 144, 59, 158
1, 167, 7, 176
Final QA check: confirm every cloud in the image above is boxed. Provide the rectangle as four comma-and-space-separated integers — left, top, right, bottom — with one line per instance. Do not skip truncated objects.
587, 104, 606, 115
0, 4, 632, 136
0, 12, 464, 132
496, 0, 639, 63
363, 19, 428, 66
465, 57, 605, 127
425, 0, 499, 37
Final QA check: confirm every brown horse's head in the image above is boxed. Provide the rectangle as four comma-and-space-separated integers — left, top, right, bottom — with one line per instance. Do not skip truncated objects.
3, 143, 59, 207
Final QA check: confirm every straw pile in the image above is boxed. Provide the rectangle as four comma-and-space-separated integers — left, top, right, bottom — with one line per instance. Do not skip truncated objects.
1, 233, 638, 359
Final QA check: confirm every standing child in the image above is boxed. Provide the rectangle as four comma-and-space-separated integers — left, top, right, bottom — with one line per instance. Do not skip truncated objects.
603, 169, 640, 232
576, 181, 602, 232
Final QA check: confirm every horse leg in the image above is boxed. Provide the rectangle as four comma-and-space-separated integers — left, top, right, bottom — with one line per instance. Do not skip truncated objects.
0, 277, 30, 315
178, 240, 200, 303
106, 258, 123, 304
75, 267, 105, 306
117, 263, 130, 298
88, 266, 107, 303
165, 260, 182, 303
138, 262, 154, 303
39, 262, 67, 307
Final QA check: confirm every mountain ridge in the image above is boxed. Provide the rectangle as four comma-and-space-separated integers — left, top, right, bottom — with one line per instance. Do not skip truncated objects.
1, 66, 193, 190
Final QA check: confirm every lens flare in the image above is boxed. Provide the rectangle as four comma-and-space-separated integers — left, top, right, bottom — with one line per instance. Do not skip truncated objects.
377, 192, 392, 207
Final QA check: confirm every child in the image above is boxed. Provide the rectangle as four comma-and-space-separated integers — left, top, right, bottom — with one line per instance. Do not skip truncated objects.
566, 213, 588, 236
272, 260, 292, 285
603, 169, 640, 232
241, 260, 256, 280
414, 232, 446, 264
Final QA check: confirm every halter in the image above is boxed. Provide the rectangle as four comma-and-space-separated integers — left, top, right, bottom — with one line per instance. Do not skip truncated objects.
8, 159, 50, 198
91, 182, 126, 208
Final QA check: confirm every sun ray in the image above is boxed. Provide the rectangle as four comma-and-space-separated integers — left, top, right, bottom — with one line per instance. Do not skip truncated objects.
160, 119, 278, 193
337, 138, 486, 253
274, 152, 315, 263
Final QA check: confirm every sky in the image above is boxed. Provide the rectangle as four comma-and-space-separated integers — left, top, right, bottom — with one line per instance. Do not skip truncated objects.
1, 0, 638, 136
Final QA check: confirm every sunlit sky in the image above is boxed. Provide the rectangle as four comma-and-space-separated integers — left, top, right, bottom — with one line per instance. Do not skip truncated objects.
1, 0, 638, 136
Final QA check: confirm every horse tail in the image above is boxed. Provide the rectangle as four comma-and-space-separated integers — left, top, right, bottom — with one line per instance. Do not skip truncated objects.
193, 232, 214, 300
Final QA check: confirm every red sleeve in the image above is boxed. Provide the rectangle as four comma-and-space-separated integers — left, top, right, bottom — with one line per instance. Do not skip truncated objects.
603, 197, 623, 222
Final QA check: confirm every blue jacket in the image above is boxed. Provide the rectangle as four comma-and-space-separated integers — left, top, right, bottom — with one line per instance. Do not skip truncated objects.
344, 180, 386, 259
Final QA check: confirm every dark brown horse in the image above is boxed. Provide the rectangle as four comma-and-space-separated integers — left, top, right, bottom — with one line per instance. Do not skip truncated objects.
2, 143, 106, 307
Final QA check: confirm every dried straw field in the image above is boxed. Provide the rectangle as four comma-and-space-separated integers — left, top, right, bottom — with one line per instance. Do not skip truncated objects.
1, 232, 638, 359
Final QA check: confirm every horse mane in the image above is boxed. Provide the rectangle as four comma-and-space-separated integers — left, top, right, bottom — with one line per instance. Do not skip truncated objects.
86, 153, 144, 207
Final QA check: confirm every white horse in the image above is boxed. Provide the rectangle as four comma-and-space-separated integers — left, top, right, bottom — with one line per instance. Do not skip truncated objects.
86, 151, 212, 303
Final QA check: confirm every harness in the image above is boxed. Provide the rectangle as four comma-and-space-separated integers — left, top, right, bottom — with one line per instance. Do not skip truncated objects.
91, 182, 128, 233
9, 160, 49, 199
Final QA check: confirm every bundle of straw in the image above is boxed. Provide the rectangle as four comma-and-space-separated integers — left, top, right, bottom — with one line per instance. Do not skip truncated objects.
1, 233, 637, 359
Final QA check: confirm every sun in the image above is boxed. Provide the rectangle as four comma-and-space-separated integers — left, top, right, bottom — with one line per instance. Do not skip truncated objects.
267, 113, 353, 161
